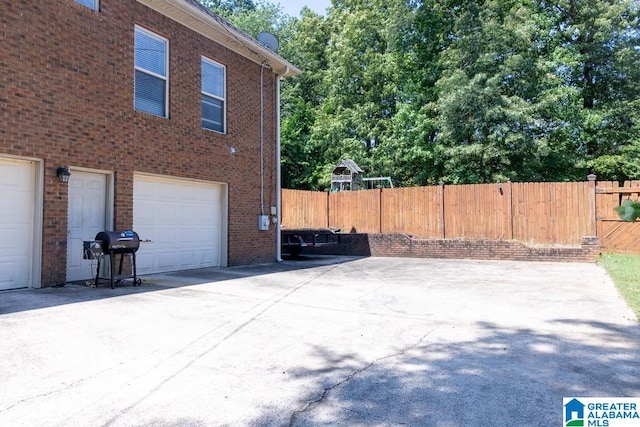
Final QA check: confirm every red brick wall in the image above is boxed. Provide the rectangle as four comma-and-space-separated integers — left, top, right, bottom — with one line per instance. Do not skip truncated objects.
1, 0, 280, 285
304, 234, 601, 263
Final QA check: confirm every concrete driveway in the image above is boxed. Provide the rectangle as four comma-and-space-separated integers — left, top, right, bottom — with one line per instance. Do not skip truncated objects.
1, 256, 638, 426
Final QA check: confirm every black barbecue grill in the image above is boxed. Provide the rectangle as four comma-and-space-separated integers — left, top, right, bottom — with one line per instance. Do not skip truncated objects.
93, 230, 141, 288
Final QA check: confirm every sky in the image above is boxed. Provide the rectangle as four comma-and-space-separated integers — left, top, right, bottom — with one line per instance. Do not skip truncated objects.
276, 0, 331, 17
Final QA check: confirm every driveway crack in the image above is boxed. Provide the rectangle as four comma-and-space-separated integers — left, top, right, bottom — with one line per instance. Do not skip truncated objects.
288, 328, 436, 427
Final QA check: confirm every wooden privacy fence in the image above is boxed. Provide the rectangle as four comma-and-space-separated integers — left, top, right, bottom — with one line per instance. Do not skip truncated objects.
596, 180, 640, 253
282, 179, 640, 253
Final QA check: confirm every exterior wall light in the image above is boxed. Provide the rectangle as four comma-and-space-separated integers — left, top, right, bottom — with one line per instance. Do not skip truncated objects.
56, 167, 71, 183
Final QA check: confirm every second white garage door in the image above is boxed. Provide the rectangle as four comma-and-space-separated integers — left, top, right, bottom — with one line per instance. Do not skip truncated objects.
133, 175, 226, 275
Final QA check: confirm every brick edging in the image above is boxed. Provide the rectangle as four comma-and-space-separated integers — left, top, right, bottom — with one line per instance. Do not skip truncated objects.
304, 234, 601, 263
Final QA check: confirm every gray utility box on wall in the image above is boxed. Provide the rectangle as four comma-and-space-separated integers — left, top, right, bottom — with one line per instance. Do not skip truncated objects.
258, 214, 270, 231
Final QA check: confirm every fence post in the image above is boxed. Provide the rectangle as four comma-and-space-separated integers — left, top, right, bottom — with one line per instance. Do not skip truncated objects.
507, 182, 514, 240
326, 190, 330, 229
439, 181, 446, 238
379, 187, 383, 234
587, 174, 597, 237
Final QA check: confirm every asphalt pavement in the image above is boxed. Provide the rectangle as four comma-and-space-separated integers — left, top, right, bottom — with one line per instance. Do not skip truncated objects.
1, 256, 638, 426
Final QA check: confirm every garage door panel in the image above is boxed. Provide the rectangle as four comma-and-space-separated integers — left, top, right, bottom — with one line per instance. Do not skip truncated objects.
158, 205, 178, 222
135, 251, 153, 270
157, 251, 179, 271
183, 186, 213, 201
195, 229, 218, 243
178, 228, 214, 244
0, 162, 30, 188
176, 248, 218, 270
154, 227, 178, 243
133, 202, 155, 222
0, 236, 32, 262
181, 207, 202, 222
0, 226, 28, 254
0, 193, 32, 222
178, 251, 199, 270
0, 158, 34, 290
0, 259, 28, 289
196, 249, 219, 266
134, 175, 223, 274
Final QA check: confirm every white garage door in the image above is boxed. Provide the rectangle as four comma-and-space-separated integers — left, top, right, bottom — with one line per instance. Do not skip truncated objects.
134, 175, 225, 275
0, 158, 35, 290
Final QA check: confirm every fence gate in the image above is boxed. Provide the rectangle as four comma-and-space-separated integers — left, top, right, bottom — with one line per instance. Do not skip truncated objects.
596, 181, 640, 254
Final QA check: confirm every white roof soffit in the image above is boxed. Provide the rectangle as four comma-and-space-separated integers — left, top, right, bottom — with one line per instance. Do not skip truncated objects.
136, 0, 301, 78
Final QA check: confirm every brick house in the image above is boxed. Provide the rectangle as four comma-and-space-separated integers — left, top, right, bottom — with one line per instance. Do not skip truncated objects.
0, 0, 300, 289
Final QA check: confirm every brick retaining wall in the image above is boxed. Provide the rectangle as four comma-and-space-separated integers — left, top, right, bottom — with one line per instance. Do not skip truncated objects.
303, 234, 601, 263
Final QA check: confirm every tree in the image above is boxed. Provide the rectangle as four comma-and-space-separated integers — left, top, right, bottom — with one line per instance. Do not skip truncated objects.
382, 0, 455, 186
305, 0, 414, 189
432, 1, 550, 182
541, 0, 640, 181
200, 0, 640, 189
280, 8, 331, 189
429, 0, 640, 183
199, 0, 255, 15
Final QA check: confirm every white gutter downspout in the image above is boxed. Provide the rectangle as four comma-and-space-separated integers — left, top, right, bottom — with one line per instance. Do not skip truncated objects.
276, 72, 284, 262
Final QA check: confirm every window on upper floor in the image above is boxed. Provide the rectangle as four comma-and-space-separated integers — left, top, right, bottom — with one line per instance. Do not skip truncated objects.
75, 0, 98, 10
201, 57, 226, 133
134, 26, 168, 118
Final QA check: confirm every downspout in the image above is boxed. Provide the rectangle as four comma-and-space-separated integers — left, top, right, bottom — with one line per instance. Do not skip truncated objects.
276, 73, 284, 262
260, 63, 266, 217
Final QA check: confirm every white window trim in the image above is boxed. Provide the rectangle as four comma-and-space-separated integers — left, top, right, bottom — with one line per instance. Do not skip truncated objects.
201, 56, 227, 134
134, 25, 169, 118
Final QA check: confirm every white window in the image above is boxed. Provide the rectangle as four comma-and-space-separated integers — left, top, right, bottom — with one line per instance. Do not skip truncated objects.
75, 0, 98, 10
201, 57, 226, 133
134, 27, 168, 117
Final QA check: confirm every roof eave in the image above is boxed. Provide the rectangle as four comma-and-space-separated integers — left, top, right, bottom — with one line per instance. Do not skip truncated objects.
136, 0, 302, 78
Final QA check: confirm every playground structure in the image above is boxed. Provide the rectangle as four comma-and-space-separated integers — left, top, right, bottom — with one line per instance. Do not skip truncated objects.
330, 159, 393, 191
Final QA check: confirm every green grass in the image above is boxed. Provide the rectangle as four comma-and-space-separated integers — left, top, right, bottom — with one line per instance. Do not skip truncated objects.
598, 252, 640, 322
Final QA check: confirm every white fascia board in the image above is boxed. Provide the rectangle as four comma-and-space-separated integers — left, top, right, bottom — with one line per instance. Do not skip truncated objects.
136, 0, 301, 78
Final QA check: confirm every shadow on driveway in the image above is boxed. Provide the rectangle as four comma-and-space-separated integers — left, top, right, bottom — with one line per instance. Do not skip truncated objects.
0, 257, 638, 426
254, 319, 640, 426
0, 255, 363, 316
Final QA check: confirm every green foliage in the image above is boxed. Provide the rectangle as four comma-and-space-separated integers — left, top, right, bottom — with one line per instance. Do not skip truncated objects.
316, 1, 401, 166
616, 199, 640, 222
598, 253, 640, 322
202, 0, 291, 39
200, 0, 640, 189
199, 0, 255, 16
280, 9, 331, 189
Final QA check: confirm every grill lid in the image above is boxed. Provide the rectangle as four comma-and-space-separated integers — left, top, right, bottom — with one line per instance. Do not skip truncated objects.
95, 230, 140, 253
